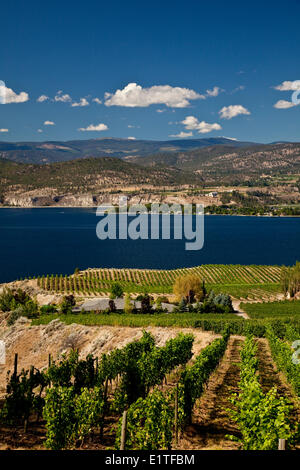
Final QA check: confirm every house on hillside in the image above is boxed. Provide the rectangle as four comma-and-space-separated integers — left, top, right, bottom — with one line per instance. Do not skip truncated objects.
72, 298, 175, 313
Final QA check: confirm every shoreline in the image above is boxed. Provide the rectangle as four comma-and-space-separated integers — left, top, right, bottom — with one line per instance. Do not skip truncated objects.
0, 206, 299, 218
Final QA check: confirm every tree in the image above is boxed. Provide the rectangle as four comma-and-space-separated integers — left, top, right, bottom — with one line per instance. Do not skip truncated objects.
178, 298, 187, 312
173, 274, 205, 303
124, 293, 133, 314
141, 294, 152, 314
108, 299, 116, 313
213, 293, 233, 312
110, 282, 124, 299
281, 262, 300, 298
60, 295, 76, 314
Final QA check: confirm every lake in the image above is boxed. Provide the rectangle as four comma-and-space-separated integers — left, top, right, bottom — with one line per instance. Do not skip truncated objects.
0, 208, 300, 283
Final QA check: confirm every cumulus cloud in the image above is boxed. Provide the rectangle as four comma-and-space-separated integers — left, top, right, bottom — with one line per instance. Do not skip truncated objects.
0, 128, 9, 132
274, 80, 300, 91
127, 136, 136, 140
78, 123, 108, 132
104, 82, 205, 108
44, 120, 55, 126
0, 83, 29, 103
93, 97, 102, 104
169, 131, 193, 138
273, 100, 297, 109
219, 105, 250, 119
181, 116, 221, 134
37, 95, 49, 102
71, 98, 89, 107
206, 86, 222, 97
37, 129, 43, 133
54, 91, 72, 103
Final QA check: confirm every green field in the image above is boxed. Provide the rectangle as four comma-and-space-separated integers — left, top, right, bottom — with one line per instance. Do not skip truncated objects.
32, 312, 240, 328
241, 300, 300, 319
36, 264, 282, 300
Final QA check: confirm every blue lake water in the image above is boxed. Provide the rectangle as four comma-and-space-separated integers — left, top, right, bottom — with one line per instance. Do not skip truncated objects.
0, 208, 300, 283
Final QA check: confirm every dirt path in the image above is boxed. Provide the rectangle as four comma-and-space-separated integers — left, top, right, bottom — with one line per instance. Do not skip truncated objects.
178, 336, 244, 450
232, 300, 249, 319
256, 338, 300, 417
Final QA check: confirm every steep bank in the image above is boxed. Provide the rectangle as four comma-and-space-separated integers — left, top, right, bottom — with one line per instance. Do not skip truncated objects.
0, 318, 217, 396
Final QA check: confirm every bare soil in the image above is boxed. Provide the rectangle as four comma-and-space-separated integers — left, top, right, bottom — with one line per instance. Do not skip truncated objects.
177, 336, 244, 450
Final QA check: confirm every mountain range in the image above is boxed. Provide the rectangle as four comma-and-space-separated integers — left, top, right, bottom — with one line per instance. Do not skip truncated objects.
0, 137, 260, 164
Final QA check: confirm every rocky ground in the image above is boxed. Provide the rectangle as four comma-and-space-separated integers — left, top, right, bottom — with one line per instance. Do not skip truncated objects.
0, 317, 218, 397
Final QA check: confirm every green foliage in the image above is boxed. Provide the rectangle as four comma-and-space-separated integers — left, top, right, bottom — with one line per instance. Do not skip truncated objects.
266, 326, 300, 396
228, 336, 296, 450
7, 306, 24, 325
110, 282, 124, 299
180, 328, 230, 421
43, 385, 105, 450
60, 295, 76, 314
40, 304, 58, 314
0, 288, 32, 313
43, 387, 76, 450
281, 262, 300, 298
242, 299, 300, 319
113, 333, 193, 410
1, 367, 48, 426
115, 388, 175, 450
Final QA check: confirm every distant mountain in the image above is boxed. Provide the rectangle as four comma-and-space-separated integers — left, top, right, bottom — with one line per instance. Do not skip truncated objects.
126, 142, 300, 184
0, 137, 260, 164
0, 156, 203, 194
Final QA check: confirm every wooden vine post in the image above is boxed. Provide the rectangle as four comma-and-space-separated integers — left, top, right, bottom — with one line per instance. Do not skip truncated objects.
120, 410, 128, 450
100, 378, 109, 441
13, 353, 18, 378
278, 439, 286, 450
174, 384, 179, 446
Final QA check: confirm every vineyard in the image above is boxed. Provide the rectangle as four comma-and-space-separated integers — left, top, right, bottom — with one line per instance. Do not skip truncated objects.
35, 264, 282, 299
0, 324, 299, 451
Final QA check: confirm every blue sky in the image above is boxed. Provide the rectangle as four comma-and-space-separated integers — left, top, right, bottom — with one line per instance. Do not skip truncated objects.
0, 0, 299, 143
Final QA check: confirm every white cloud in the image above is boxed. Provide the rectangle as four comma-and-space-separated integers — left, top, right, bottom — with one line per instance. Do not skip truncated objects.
169, 131, 193, 138
37, 95, 49, 102
156, 108, 166, 113
104, 82, 205, 108
44, 120, 55, 126
71, 98, 89, 107
93, 97, 102, 104
219, 105, 250, 119
274, 80, 300, 91
37, 129, 43, 133
231, 85, 245, 94
0, 128, 9, 132
0, 83, 29, 103
181, 116, 221, 134
206, 86, 222, 97
54, 91, 72, 103
78, 123, 108, 132
127, 136, 136, 140
273, 100, 297, 109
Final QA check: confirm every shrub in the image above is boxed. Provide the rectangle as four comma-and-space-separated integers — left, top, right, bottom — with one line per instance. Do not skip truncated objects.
40, 304, 58, 314
110, 282, 124, 299
7, 306, 24, 326
60, 295, 76, 314
173, 274, 205, 303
